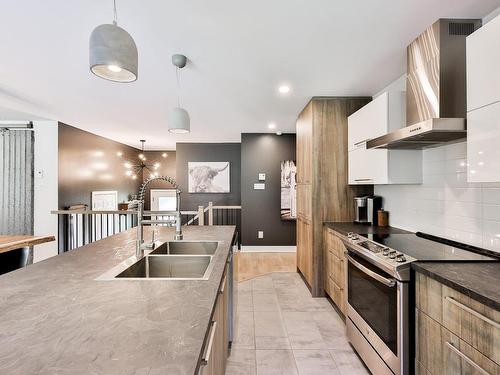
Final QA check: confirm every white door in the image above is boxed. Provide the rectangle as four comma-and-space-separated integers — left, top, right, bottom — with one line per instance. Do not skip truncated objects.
151, 189, 177, 211
151, 189, 177, 226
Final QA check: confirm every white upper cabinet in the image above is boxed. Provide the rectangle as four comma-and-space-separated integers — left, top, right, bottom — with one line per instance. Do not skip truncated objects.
467, 15, 500, 112
348, 91, 422, 185
467, 15, 500, 182
348, 93, 391, 151
467, 100, 500, 183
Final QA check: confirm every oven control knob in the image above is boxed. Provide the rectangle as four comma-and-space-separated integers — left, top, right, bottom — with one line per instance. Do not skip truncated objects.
347, 232, 358, 240
396, 254, 407, 263
388, 251, 397, 259
382, 248, 390, 256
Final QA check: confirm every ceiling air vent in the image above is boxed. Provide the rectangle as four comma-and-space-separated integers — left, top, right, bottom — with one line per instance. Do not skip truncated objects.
449, 22, 476, 36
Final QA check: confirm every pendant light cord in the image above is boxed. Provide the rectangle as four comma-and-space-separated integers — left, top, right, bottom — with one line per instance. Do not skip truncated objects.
113, 0, 118, 25
175, 66, 181, 108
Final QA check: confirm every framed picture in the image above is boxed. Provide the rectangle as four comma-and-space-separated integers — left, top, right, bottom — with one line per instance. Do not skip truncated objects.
188, 162, 230, 193
280, 160, 297, 220
91, 191, 118, 210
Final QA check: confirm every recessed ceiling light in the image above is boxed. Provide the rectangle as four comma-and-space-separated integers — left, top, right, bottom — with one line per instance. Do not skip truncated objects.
116, 151, 123, 157
276, 131, 283, 136
268, 122, 276, 129
278, 85, 290, 94
162, 152, 168, 158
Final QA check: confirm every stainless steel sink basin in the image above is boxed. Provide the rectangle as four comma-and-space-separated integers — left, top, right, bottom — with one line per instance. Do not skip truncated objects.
149, 241, 218, 255
97, 253, 216, 281
115, 255, 211, 279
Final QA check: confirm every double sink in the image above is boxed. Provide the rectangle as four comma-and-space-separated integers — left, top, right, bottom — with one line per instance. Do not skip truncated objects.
98, 241, 219, 281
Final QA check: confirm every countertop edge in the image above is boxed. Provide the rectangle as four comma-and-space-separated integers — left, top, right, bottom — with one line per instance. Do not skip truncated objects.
412, 262, 500, 311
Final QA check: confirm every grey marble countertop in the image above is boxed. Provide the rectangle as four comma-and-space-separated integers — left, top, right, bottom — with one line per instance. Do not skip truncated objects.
0, 225, 235, 375
323, 221, 411, 236
412, 262, 500, 311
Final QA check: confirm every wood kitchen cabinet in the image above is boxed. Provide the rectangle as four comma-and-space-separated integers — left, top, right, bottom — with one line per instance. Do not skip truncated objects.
323, 227, 347, 315
415, 272, 500, 375
347, 91, 422, 185
296, 97, 372, 296
198, 265, 230, 375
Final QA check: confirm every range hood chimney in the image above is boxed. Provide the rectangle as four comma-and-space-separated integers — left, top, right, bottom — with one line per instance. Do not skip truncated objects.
368, 19, 481, 149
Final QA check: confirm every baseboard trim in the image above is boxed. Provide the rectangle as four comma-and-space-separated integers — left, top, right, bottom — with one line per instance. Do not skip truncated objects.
240, 246, 296, 253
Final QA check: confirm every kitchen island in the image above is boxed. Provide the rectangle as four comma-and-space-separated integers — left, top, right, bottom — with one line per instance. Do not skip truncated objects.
0, 225, 235, 375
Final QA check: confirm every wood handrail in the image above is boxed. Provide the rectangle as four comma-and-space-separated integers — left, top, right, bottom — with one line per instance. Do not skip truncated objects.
51, 210, 199, 215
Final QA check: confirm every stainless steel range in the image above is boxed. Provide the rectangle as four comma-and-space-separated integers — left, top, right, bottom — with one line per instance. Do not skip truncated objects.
341, 232, 496, 375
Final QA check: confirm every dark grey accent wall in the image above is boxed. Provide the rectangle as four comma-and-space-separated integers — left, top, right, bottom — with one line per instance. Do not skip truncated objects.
241, 133, 296, 246
58, 123, 142, 209
142, 150, 176, 210
175, 143, 241, 210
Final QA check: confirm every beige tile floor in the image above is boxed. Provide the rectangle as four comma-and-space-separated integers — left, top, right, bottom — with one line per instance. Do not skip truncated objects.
227, 272, 370, 375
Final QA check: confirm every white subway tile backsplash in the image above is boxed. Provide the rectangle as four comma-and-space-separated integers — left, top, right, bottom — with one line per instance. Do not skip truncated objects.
374, 141, 500, 253
483, 204, 500, 221
483, 188, 500, 204
444, 201, 482, 219
444, 188, 482, 203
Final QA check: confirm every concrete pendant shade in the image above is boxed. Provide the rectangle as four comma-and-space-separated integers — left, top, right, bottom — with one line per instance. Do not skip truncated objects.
168, 107, 190, 133
89, 23, 138, 82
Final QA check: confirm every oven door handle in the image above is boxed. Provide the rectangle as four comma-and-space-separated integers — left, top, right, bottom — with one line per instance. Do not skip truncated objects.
345, 253, 397, 287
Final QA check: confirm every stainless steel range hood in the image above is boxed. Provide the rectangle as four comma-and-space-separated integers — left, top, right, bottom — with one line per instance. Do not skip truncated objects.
368, 19, 481, 150
367, 118, 466, 149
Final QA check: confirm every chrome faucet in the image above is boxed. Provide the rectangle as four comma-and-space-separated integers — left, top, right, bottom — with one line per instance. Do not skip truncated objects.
136, 176, 183, 258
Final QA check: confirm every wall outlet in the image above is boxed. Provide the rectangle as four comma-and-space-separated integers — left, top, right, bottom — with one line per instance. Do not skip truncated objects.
254, 183, 265, 190
258, 173, 266, 181
258, 231, 264, 239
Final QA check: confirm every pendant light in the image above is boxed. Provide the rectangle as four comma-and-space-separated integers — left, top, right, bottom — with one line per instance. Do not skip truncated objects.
168, 54, 190, 133
89, 0, 138, 82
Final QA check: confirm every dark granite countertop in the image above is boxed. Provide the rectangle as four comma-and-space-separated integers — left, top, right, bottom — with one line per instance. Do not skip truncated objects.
0, 225, 235, 375
412, 262, 500, 311
323, 221, 411, 236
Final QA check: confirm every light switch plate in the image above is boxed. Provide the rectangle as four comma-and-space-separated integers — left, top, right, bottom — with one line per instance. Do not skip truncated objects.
254, 183, 265, 190
258, 173, 266, 181
258, 231, 264, 239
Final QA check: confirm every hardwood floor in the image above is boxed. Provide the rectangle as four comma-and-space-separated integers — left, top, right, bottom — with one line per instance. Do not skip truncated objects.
235, 252, 296, 282
227, 272, 369, 375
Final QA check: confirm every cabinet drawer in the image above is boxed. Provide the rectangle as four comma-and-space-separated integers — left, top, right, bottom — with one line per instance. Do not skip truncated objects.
417, 309, 500, 375
416, 272, 500, 365
327, 275, 345, 314
330, 253, 345, 287
442, 286, 500, 365
325, 230, 344, 259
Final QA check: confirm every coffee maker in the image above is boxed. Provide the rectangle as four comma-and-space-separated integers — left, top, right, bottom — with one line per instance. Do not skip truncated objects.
354, 196, 382, 225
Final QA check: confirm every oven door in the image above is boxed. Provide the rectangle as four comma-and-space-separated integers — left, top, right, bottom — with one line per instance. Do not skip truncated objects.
346, 251, 408, 375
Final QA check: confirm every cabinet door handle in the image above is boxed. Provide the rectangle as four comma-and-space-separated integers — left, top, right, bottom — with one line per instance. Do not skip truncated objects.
201, 321, 217, 366
445, 342, 491, 375
354, 178, 373, 182
445, 296, 500, 329
220, 274, 227, 294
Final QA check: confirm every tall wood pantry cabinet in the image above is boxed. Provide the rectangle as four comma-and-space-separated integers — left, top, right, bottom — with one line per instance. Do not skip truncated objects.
296, 97, 373, 297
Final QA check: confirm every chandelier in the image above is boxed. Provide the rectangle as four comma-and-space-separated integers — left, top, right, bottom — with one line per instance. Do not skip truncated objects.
118, 140, 164, 179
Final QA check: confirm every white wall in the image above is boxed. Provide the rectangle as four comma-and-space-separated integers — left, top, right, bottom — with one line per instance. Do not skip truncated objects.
33, 121, 58, 261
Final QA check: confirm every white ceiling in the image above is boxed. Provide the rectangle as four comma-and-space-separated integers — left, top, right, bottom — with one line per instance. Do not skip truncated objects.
1, 0, 499, 150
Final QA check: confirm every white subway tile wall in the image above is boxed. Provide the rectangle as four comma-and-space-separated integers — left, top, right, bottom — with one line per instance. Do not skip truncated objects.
374, 141, 500, 253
